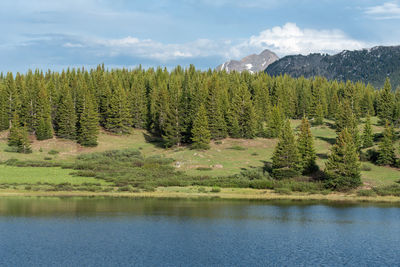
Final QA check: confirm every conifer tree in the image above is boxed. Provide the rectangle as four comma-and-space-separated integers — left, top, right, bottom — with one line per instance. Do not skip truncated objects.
297, 117, 318, 174
105, 80, 131, 134
325, 128, 361, 190
266, 105, 284, 138
191, 104, 211, 150
207, 76, 227, 140
377, 78, 394, 125
0, 84, 9, 130
377, 120, 396, 166
162, 74, 183, 147
271, 120, 301, 178
129, 72, 148, 129
230, 82, 256, 138
8, 113, 31, 153
314, 103, 324, 125
77, 92, 99, 147
336, 100, 361, 151
54, 83, 76, 139
35, 83, 53, 140
362, 114, 374, 148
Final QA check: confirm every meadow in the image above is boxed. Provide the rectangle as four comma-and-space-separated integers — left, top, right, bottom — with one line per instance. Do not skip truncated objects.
0, 118, 399, 197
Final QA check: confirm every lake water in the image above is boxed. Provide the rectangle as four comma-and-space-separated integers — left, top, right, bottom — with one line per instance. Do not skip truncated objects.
0, 197, 399, 266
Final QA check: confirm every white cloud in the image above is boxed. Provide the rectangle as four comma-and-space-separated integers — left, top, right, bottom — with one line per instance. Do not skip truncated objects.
365, 1, 400, 20
61, 23, 368, 62
236, 23, 368, 56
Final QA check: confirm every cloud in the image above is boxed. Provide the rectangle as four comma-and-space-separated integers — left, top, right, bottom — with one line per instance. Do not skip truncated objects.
237, 23, 368, 56
365, 1, 400, 20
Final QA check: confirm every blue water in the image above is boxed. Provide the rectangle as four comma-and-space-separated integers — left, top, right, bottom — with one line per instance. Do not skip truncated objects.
0, 198, 399, 266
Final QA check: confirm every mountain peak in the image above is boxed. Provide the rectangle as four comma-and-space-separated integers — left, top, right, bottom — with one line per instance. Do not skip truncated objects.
217, 49, 279, 73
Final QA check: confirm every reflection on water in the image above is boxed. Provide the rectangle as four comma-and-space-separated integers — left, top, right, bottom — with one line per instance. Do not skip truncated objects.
0, 197, 399, 266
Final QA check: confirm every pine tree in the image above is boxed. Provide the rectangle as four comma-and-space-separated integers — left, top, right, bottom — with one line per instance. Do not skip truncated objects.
54, 83, 76, 139
266, 105, 284, 138
336, 100, 361, 151
0, 83, 9, 130
362, 114, 374, 148
105, 80, 131, 134
77, 92, 99, 147
206, 76, 227, 140
7, 113, 31, 153
377, 78, 394, 125
314, 103, 324, 125
297, 117, 318, 174
325, 128, 361, 190
129, 72, 148, 129
35, 82, 53, 140
377, 120, 396, 166
191, 104, 211, 150
271, 120, 301, 179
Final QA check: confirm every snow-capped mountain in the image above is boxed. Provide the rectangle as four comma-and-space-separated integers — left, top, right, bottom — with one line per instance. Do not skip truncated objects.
217, 49, 279, 73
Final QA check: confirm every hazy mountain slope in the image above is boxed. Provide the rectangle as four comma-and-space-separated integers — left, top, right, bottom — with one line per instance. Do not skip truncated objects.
265, 46, 400, 88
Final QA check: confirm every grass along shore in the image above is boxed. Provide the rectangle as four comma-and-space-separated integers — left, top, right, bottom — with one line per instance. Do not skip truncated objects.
1, 186, 400, 204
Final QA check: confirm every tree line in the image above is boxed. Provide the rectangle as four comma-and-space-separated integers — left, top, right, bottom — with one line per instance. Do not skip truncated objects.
0, 65, 399, 189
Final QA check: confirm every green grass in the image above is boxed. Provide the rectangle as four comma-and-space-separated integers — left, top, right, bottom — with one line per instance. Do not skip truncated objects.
0, 165, 108, 185
0, 117, 399, 187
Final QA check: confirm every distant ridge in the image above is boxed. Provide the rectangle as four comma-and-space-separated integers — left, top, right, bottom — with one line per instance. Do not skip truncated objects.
217, 49, 279, 73
265, 45, 400, 88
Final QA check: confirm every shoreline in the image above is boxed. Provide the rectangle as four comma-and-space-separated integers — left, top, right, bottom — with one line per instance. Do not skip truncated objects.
1, 187, 400, 204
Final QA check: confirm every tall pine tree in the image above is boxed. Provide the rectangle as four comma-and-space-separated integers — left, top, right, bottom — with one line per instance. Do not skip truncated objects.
377, 120, 396, 166
77, 92, 99, 147
362, 114, 374, 148
325, 128, 361, 190
191, 104, 211, 150
271, 120, 301, 179
377, 78, 394, 125
297, 117, 318, 174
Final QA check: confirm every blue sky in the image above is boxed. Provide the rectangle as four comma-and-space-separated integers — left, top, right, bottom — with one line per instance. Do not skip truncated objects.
1, 0, 400, 72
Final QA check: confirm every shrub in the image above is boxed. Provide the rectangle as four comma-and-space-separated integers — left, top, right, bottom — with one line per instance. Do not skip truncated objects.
197, 187, 207, 193
214, 140, 222, 145
360, 164, 372, 171
373, 184, 400, 196
357, 189, 377, 197
48, 150, 59, 155
44, 157, 52, 161
274, 188, 292, 195
272, 168, 300, 180
251, 152, 259, 156
249, 179, 274, 189
228, 145, 246, 151
210, 186, 221, 193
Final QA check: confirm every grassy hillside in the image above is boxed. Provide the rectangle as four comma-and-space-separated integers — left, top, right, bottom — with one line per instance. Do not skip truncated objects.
0, 117, 399, 189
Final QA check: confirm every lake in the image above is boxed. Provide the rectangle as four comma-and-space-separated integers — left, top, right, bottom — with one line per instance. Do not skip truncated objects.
0, 197, 399, 266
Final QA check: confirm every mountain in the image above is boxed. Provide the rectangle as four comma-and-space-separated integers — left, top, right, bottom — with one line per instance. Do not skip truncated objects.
217, 49, 279, 73
265, 45, 400, 88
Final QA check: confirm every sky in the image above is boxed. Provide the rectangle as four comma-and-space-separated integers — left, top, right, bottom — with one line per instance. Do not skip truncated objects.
1, 0, 400, 72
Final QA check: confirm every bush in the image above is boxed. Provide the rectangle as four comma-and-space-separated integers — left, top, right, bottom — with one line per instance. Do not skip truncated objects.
249, 179, 274, 189
228, 145, 246, 151
360, 164, 372, 171
373, 184, 400, 196
272, 168, 300, 180
214, 140, 222, 145
357, 189, 377, 197
239, 168, 270, 180
210, 186, 221, 193
197, 187, 207, 193
274, 188, 292, 195
44, 157, 52, 161
48, 150, 59, 155
251, 152, 259, 156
